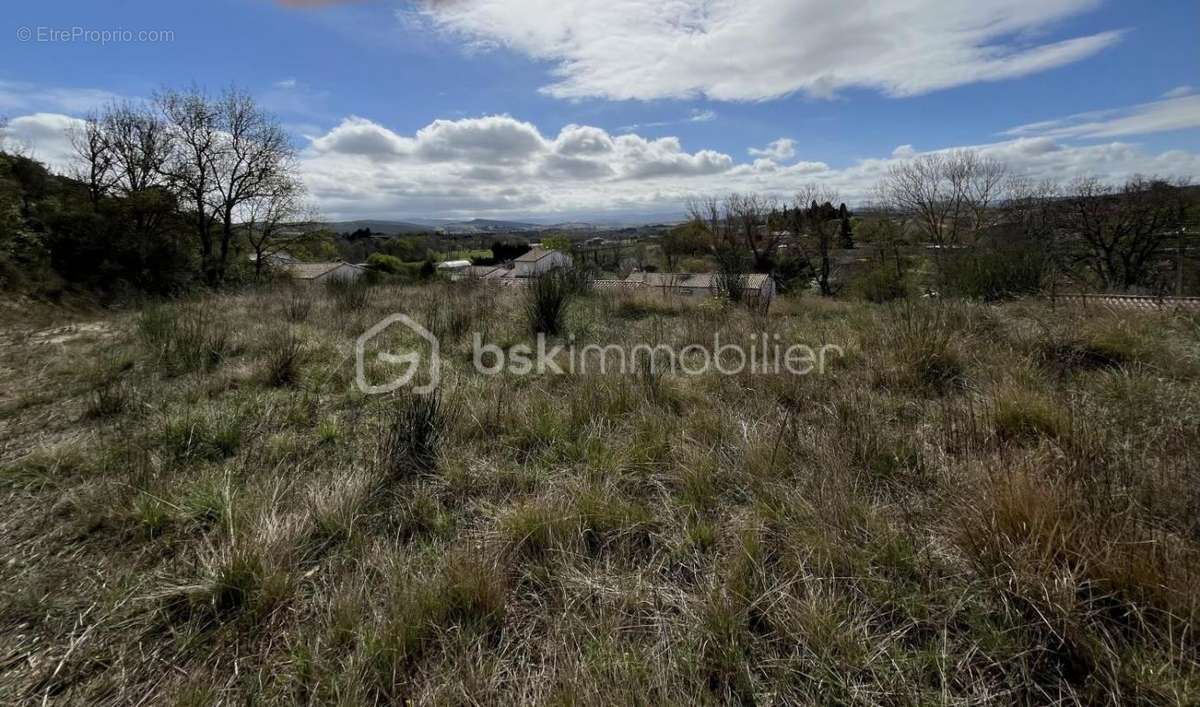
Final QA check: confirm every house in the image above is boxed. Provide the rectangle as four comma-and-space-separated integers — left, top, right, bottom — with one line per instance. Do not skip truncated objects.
513, 248, 572, 277
624, 272, 776, 302
285, 262, 365, 284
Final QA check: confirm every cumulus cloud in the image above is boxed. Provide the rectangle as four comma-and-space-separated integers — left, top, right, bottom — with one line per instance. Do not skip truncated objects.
749, 138, 796, 161
417, 0, 1122, 101
1, 113, 86, 171
1005, 95, 1200, 140
9, 109, 1198, 220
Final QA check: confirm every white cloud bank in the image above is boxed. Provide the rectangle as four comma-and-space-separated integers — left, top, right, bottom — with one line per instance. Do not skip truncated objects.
6, 111, 1198, 220
416, 0, 1122, 101
1005, 95, 1200, 140
297, 114, 1199, 219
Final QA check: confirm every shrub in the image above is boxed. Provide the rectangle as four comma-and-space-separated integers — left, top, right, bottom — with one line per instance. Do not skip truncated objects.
855, 264, 907, 303
366, 253, 404, 274
940, 247, 1046, 302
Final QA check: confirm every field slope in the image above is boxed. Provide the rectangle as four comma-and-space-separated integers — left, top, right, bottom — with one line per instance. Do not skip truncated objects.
1, 284, 1198, 704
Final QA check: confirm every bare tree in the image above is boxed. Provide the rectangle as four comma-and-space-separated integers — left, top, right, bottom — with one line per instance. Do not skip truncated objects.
1055, 175, 1190, 291
206, 88, 295, 285
158, 87, 222, 283
725, 193, 780, 272
68, 113, 116, 208
882, 149, 1008, 247
241, 177, 311, 280
685, 195, 731, 246
102, 100, 171, 195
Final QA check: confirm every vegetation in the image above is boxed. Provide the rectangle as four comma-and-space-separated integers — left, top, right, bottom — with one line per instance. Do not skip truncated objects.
1, 281, 1198, 703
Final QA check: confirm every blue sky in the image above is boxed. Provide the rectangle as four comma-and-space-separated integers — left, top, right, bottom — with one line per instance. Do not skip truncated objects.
2, 0, 1198, 220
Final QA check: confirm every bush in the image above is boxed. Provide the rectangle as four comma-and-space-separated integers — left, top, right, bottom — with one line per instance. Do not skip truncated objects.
940, 247, 1046, 302
366, 253, 404, 274
855, 264, 907, 303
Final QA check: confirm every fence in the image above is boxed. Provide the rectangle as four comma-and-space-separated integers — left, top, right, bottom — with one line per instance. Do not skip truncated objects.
1052, 293, 1200, 311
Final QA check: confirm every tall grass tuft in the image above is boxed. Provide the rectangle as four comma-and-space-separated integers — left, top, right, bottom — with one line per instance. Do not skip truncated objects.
261, 330, 308, 387
283, 290, 313, 323
324, 276, 371, 310
137, 304, 232, 374
525, 269, 577, 335
881, 301, 966, 393
378, 391, 446, 479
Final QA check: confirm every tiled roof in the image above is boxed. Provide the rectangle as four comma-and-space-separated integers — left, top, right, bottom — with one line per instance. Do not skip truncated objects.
515, 247, 555, 263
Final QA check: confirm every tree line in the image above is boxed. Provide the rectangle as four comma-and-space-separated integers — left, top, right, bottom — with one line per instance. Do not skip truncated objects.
0, 86, 307, 297
681, 149, 1194, 299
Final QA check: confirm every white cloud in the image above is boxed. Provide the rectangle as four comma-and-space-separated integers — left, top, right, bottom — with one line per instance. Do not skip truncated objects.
1, 113, 86, 170
1005, 95, 1200, 139
9, 109, 1198, 221
275, 78, 299, 89
418, 0, 1121, 101
1163, 86, 1194, 99
749, 138, 796, 161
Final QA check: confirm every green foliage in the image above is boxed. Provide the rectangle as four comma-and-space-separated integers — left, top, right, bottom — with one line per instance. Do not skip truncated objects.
366, 252, 404, 274
940, 246, 1047, 302
855, 263, 907, 303
542, 234, 572, 253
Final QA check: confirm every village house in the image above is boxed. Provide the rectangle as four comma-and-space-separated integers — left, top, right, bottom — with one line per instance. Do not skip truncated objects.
513, 247, 572, 277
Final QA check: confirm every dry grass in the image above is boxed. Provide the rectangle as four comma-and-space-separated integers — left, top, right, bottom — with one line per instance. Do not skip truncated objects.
0, 285, 1197, 704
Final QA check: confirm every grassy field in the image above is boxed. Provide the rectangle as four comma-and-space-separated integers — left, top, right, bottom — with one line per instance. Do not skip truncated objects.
0, 282, 1198, 704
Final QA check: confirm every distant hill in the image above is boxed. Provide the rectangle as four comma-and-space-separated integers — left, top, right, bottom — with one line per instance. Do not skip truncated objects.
326, 220, 431, 235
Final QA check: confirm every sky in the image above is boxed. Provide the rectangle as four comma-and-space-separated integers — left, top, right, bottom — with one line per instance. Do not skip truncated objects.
2, 0, 1198, 222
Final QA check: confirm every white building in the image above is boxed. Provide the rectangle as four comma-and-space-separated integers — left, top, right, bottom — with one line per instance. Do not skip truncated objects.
513, 248, 572, 277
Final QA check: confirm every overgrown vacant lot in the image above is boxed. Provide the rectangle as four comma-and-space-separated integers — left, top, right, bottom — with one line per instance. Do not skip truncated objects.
1, 283, 1198, 705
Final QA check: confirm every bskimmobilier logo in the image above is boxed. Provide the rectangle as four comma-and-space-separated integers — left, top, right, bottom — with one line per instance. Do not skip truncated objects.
356, 314, 440, 395
357, 312, 843, 395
